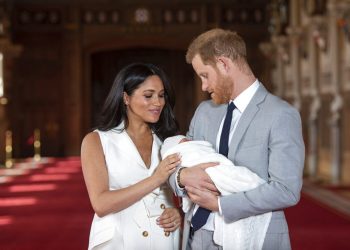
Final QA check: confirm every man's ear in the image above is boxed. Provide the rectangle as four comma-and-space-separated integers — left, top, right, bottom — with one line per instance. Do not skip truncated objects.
215, 56, 231, 74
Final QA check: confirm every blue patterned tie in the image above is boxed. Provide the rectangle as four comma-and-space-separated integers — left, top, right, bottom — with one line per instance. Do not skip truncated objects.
191, 102, 236, 231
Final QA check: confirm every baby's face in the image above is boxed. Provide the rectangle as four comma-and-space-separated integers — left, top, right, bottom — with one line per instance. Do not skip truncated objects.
179, 138, 190, 144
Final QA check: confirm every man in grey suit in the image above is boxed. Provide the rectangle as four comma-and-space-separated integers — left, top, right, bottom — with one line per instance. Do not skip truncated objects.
169, 29, 305, 250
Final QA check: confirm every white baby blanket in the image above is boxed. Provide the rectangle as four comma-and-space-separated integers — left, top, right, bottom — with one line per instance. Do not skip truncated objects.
161, 136, 272, 250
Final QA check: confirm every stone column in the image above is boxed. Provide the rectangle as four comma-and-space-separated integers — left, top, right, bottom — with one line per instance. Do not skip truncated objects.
0, 2, 22, 164
0, 39, 22, 165
271, 35, 288, 97
328, 0, 343, 184
307, 17, 323, 178
287, 0, 302, 110
62, 7, 82, 156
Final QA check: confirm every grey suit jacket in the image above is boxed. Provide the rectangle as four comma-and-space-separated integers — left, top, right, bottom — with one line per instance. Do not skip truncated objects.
169, 84, 305, 250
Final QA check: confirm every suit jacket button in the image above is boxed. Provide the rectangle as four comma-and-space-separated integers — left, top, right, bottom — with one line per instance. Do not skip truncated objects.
164, 231, 170, 237
160, 204, 166, 209
142, 231, 149, 237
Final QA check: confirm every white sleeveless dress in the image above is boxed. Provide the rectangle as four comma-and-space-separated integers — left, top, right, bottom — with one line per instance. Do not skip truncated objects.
88, 123, 180, 250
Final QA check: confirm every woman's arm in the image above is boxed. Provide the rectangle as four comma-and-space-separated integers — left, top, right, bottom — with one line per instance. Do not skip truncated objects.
81, 132, 180, 217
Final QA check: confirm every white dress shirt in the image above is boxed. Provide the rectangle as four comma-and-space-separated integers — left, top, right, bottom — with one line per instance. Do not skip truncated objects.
196, 80, 260, 231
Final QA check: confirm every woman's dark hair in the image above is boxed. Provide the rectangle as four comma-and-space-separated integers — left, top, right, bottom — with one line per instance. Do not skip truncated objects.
97, 62, 179, 141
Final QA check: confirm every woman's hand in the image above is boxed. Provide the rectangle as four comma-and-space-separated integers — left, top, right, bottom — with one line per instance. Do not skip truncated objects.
153, 153, 181, 183
157, 207, 182, 232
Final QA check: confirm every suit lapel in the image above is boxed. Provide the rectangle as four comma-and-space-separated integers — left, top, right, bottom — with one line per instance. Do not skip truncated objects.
229, 85, 268, 158
207, 104, 226, 146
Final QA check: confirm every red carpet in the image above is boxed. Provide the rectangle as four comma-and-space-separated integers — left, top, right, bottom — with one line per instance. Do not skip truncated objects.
286, 193, 350, 250
0, 157, 92, 250
1, 158, 350, 250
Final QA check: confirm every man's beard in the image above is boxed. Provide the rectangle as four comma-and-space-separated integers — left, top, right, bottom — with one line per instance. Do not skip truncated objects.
211, 75, 233, 104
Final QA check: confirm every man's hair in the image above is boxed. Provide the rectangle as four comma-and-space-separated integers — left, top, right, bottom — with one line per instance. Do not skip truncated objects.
186, 28, 247, 66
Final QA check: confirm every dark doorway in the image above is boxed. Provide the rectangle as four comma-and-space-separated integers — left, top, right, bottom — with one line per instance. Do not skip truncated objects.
91, 48, 196, 134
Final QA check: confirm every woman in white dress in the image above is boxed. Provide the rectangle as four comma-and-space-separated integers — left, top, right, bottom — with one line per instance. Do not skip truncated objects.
81, 63, 182, 250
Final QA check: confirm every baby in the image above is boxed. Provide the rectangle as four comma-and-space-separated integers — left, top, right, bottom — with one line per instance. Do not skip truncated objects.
161, 135, 272, 250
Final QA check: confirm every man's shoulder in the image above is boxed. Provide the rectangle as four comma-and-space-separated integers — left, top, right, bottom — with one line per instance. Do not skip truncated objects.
189, 100, 225, 128
197, 100, 223, 111
265, 92, 296, 110
261, 93, 300, 120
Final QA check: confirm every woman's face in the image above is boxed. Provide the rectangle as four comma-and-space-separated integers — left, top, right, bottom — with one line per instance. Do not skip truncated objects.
124, 75, 165, 124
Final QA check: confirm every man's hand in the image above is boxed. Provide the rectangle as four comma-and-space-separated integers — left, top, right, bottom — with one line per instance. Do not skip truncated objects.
186, 186, 219, 211
180, 162, 220, 194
